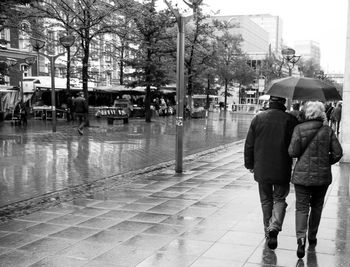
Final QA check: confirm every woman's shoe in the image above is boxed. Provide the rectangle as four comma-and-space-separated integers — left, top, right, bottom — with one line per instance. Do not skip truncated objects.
308, 238, 317, 246
297, 238, 306, 258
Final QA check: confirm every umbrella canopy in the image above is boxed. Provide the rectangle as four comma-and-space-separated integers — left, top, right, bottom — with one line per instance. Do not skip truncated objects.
265, 77, 342, 102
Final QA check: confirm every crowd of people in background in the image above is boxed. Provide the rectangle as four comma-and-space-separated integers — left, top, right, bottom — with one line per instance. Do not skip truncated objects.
289, 100, 342, 135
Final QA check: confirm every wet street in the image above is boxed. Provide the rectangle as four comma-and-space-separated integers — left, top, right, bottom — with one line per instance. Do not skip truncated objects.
0, 111, 252, 208
0, 140, 348, 266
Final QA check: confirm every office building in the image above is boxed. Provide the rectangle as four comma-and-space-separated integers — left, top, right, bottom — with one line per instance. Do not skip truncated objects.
294, 40, 321, 66
247, 14, 283, 55
212, 15, 269, 61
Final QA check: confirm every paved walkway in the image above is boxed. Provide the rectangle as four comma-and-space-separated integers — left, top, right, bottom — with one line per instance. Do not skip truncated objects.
0, 141, 349, 267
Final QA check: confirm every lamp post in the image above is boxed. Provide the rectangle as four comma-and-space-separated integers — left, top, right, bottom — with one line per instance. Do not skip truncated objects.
281, 48, 300, 76
281, 48, 300, 110
30, 35, 75, 132
164, 0, 203, 173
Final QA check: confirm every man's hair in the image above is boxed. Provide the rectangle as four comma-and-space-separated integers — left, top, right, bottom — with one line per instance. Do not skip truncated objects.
304, 101, 325, 120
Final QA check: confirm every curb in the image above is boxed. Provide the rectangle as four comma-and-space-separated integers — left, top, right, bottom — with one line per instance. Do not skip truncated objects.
0, 140, 244, 222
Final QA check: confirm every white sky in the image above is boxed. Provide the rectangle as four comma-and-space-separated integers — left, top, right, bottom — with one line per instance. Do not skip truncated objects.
160, 0, 349, 74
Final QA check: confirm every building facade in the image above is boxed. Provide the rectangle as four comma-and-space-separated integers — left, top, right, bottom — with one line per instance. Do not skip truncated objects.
294, 40, 321, 66
0, 26, 38, 87
211, 15, 270, 105
247, 14, 283, 56
213, 15, 269, 59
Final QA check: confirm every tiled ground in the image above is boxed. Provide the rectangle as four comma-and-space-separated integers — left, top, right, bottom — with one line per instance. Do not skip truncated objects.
0, 142, 349, 266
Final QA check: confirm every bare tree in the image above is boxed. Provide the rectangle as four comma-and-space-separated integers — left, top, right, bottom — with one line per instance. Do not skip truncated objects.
30, 0, 130, 102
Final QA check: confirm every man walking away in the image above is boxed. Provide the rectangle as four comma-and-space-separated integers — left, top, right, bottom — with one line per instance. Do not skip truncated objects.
73, 92, 88, 135
244, 95, 298, 250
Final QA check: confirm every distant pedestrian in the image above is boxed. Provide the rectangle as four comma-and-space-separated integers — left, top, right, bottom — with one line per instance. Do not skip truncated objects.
19, 102, 27, 126
289, 103, 303, 122
66, 93, 74, 122
244, 95, 298, 250
330, 101, 342, 135
325, 102, 334, 123
73, 92, 88, 135
288, 101, 342, 259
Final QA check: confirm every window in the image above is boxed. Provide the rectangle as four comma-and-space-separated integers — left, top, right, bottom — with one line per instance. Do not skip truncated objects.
0, 29, 9, 49
105, 44, 112, 62
20, 64, 31, 77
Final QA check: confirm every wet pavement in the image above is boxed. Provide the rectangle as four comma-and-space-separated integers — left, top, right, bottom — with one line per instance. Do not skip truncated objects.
0, 141, 348, 266
0, 112, 251, 208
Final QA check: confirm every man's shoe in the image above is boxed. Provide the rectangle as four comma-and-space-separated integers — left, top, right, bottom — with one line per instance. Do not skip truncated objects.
78, 129, 83, 135
308, 238, 317, 246
267, 230, 278, 250
297, 238, 306, 258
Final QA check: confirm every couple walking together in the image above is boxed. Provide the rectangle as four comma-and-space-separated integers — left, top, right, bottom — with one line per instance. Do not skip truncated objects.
244, 96, 343, 259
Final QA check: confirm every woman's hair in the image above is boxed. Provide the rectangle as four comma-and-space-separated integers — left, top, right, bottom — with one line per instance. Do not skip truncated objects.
304, 101, 325, 120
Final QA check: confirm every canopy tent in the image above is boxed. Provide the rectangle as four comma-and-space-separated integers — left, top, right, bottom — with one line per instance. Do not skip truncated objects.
0, 86, 20, 111
22, 76, 95, 93
93, 85, 159, 95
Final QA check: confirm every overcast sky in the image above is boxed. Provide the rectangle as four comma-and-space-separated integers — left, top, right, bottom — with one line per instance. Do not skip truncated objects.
160, 0, 349, 74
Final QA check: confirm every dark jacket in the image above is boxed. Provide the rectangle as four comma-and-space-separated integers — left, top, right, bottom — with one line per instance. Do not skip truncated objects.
244, 102, 299, 184
73, 96, 88, 114
288, 119, 343, 186
330, 104, 342, 122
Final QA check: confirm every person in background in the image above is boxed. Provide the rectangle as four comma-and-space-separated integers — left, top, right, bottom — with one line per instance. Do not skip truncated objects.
19, 101, 27, 126
330, 101, 342, 135
289, 103, 303, 122
73, 92, 88, 135
288, 101, 342, 259
66, 93, 74, 122
244, 95, 298, 250
325, 102, 334, 124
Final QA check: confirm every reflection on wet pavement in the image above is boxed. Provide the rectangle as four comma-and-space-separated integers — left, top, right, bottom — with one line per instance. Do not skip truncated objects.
0, 112, 252, 207
0, 139, 348, 266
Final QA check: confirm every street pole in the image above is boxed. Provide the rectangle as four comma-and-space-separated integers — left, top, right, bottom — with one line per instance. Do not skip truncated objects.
30, 36, 75, 133
164, 0, 202, 173
50, 56, 56, 132
35, 52, 65, 132
282, 48, 300, 110
175, 16, 185, 173
340, 0, 350, 162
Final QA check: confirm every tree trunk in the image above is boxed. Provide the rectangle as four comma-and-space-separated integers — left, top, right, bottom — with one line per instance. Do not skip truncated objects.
145, 85, 151, 122
145, 48, 152, 122
82, 40, 90, 126
224, 79, 228, 111
187, 68, 192, 114
119, 44, 124, 85
206, 76, 210, 109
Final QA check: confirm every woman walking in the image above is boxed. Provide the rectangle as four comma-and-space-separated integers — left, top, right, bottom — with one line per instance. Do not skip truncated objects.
288, 101, 343, 259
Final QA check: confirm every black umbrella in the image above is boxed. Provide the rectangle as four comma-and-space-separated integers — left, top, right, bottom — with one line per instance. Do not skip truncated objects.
265, 77, 342, 101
